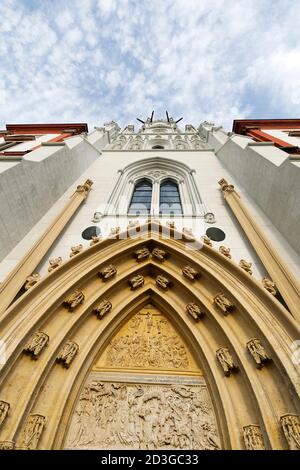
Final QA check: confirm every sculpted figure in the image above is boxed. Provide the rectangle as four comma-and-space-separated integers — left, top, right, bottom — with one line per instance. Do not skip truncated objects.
219, 246, 231, 259
23, 331, 49, 359
48, 256, 62, 272
243, 425, 265, 450
0, 401, 10, 428
152, 247, 167, 261
134, 247, 150, 261
239, 259, 252, 275
186, 303, 204, 322
156, 274, 172, 290
280, 414, 300, 450
0, 441, 15, 450
21, 414, 46, 450
213, 293, 234, 315
262, 278, 276, 296
63, 289, 85, 311
216, 347, 238, 376
56, 341, 79, 368
90, 235, 101, 246
246, 338, 270, 369
201, 235, 212, 247
69, 244, 83, 257
98, 264, 117, 281
93, 299, 112, 319
182, 265, 200, 281
129, 275, 145, 290
25, 273, 41, 290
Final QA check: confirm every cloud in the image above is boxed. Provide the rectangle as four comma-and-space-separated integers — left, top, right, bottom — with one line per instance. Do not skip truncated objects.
0, 0, 299, 131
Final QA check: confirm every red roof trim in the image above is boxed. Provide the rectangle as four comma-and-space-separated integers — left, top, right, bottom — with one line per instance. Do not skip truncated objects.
233, 119, 300, 134
5, 123, 88, 135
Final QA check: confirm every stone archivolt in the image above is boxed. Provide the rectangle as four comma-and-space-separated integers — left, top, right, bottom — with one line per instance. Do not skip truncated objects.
0, 221, 299, 450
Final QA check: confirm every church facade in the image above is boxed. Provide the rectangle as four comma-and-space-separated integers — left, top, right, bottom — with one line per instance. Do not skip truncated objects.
0, 115, 299, 450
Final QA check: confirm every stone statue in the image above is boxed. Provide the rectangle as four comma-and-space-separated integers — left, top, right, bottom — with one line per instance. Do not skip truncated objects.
21, 414, 46, 450
219, 246, 231, 259
48, 256, 63, 272
262, 278, 277, 296
129, 275, 145, 290
90, 235, 102, 246
23, 331, 49, 359
186, 303, 204, 322
93, 300, 112, 319
201, 235, 212, 247
182, 266, 200, 281
216, 347, 238, 376
246, 338, 270, 369
0, 441, 15, 450
25, 273, 41, 290
239, 259, 252, 275
69, 244, 83, 257
243, 425, 265, 450
98, 264, 117, 281
152, 247, 167, 262
56, 341, 79, 368
156, 275, 171, 290
280, 414, 300, 450
204, 213, 216, 224
134, 247, 150, 261
0, 401, 10, 428
213, 293, 234, 315
63, 289, 85, 311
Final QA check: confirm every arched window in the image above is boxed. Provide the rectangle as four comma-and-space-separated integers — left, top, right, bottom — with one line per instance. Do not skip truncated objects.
159, 179, 182, 215
128, 179, 152, 214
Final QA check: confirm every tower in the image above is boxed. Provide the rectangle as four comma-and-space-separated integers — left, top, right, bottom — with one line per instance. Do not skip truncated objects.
0, 114, 299, 450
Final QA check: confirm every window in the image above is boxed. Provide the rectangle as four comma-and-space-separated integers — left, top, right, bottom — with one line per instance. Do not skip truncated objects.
128, 179, 152, 214
159, 179, 182, 215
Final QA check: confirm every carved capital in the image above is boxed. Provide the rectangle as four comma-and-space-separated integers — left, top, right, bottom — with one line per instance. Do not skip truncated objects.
243, 425, 265, 450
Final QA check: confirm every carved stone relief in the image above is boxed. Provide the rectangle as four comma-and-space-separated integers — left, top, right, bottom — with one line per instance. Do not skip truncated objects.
56, 341, 79, 368
129, 275, 145, 290
90, 235, 102, 246
186, 303, 204, 322
246, 339, 270, 369
213, 293, 234, 315
134, 247, 150, 261
69, 244, 83, 257
65, 380, 220, 450
20, 414, 46, 450
262, 278, 277, 296
93, 300, 112, 319
239, 259, 252, 275
98, 264, 117, 281
63, 289, 85, 311
204, 213, 216, 224
280, 414, 300, 450
216, 347, 238, 376
25, 273, 41, 290
156, 274, 172, 290
219, 246, 231, 259
182, 266, 200, 282
0, 440, 15, 450
152, 247, 167, 262
243, 425, 265, 450
48, 256, 62, 272
23, 331, 49, 359
201, 235, 212, 247
0, 400, 10, 428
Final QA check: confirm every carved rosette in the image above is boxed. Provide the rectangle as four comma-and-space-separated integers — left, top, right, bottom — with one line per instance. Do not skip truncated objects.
129, 275, 145, 290
0, 401, 10, 428
56, 341, 79, 369
0, 440, 15, 450
201, 235, 213, 247
246, 339, 270, 369
186, 303, 204, 322
262, 278, 277, 296
182, 265, 201, 281
93, 300, 112, 319
98, 264, 117, 281
152, 247, 167, 262
21, 414, 46, 450
243, 425, 265, 450
134, 247, 150, 261
280, 414, 300, 450
48, 256, 63, 272
219, 246, 231, 259
69, 244, 83, 257
63, 289, 85, 312
25, 273, 41, 290
23, 331, 49, 360
213, 293, 234, 315
156, 274, 172, 291
239, 259, 253, 275
216, 347, 238, 376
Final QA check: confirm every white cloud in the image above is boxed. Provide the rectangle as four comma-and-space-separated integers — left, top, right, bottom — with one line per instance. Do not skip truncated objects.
0, 0, 299, 131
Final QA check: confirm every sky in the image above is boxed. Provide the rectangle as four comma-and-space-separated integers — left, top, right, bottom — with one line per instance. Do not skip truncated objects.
1, 0, 300, 132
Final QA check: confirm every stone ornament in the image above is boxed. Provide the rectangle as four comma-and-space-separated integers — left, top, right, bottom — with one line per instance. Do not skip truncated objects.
219, 246, 231, 259
201, 235, 212, 247
69, 244, 83, 257
90, 235, 102, 246
182, 266, 201, 281
186, 303, 204, 322
134, 247, 150, 261
0, 401, 10, 428
21, 414, 46, 450
92, 212, 102, 223
216, 347, 238, 376
48, 256, 63, 272
204, 212, 216, 224
129, 275, 145, 290
23, 331, 49, 360
156, 274, 172, 290
262, 278, 277, 296
152, 247, 167, 262
246, 338, 270, 369
98, 264, 117, 281
0, 441, 15, 450
166, 221, 176, 229
110, 226, 121, 237
93, 300, 112, 319
239, 259, 253, 275
280, 414, 300, 450
56, 341, 79, 369
213, 293, 234, 315
76, 179, 93, 195
243, 425, 265, 450
63, 289, 85, 311
128, 220, 140, 229
182, 227, 195, 242
218, 178, 235, 192
25, 273, 41, 290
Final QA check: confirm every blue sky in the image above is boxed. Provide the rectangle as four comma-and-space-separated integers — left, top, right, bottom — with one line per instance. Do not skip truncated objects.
1, 0, 300, 131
